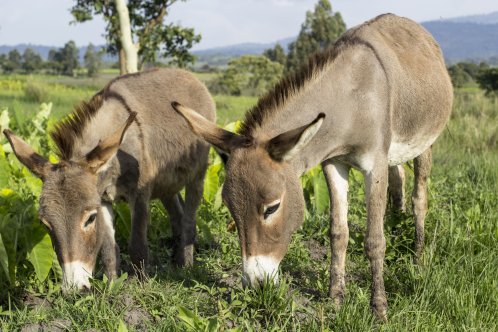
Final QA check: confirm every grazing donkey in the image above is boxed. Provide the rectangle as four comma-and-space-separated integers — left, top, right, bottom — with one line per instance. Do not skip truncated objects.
172, 14, 452, 320
4, 68, 215, 291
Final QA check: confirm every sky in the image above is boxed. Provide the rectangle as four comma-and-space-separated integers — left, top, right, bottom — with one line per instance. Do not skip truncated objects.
1, 0, 498, 49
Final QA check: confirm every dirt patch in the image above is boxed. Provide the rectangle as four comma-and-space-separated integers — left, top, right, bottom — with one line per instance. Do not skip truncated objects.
124, 308, 152, 328
20, 323, 42, 332
23, 293, 52, 311
306, 239, 328, 260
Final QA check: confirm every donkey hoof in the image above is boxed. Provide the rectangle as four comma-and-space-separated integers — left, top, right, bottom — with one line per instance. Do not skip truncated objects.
371, 299, 388, 322
329, 288, 345, 307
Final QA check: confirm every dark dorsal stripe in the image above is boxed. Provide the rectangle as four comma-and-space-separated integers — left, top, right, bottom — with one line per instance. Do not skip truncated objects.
239, 35, 379, 138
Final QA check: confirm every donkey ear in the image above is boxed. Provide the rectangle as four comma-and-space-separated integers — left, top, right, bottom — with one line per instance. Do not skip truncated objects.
266, 113, 325, 162
171, 102, 251, 154
85, 112, 136, 173
3, 129, 50, 179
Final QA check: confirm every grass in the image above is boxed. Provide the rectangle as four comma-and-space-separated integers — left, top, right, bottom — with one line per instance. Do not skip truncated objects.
0, 74, 497, 331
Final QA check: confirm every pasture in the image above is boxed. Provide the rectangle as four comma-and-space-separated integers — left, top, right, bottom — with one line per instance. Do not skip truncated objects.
0, 74, 497, 331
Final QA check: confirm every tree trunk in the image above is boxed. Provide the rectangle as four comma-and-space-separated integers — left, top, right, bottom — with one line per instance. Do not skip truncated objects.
114, 0, 138, 74
118, 48, 126, 75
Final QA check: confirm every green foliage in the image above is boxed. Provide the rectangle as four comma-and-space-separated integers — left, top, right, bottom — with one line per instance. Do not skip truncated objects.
476, 67, 498, 96
0, 104, 61, 299
21, 49, 43, 74
2, 50, 23, 73
447, 61, 489, 88
84, 43, 102, 78
210, 55, 283, 96
263, 43, 286, 65
71, 0, 201, 68
23, 82, 49, 103
286, 0, 346, 73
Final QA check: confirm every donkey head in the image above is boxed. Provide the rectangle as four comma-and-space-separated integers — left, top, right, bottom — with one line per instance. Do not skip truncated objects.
3, 113, 135, 292
172, 102, 324, 287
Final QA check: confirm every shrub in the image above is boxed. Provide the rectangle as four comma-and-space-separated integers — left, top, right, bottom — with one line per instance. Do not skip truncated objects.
23, 82, 48, 103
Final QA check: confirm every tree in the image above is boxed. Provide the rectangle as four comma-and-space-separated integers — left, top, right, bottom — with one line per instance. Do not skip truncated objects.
71, 0, 201, 73
286, 0, 346, 73
448, 64, 473, 88
476, 68, 498, 96
3, 49, 22, 73
211, 55, 283, 96
84, 43, 102, 77
58, 41, 80, 76
263, 43, 286, 65
22, 48, 43, 74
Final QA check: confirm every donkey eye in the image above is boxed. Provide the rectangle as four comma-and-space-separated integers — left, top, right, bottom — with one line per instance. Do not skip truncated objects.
263, 202, 280, 220
84, 213, 97, 227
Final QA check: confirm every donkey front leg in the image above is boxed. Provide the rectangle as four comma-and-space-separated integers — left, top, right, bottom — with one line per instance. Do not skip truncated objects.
100, 203, 120, 280
412, 148, 432, 260
364, 163, 388, 321
388, 165, 406, 212
178, 174, 205, 267
322, 160, 350, 306
160, 194, 185, 265
129, 193, 151, 274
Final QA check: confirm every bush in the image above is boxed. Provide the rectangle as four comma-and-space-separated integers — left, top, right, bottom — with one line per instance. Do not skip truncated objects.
23, 82, 48, 103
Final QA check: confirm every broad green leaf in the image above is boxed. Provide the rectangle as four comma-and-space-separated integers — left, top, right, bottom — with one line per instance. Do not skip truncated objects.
0, 233, 10, 282
203, 164, 222, 202
117, 320, 128, 332
27, 231, 54, 282
177, 306, 197, 329
313, 170, 329, 214
0, 109, 9, 133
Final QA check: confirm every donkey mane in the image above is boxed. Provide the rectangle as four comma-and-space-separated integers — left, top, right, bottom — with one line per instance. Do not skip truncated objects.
239, 36, 375, 138
50, 92, 104, 160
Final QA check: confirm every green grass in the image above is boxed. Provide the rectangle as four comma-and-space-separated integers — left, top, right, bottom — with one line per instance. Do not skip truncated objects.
0, 74, 497, 331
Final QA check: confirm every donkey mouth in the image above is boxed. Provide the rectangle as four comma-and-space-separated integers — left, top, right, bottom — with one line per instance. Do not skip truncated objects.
61, 261, 93, 292
242, 255, 280, 288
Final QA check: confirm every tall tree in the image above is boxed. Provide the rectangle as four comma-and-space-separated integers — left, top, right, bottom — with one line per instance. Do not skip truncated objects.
3, 50, 22, 73
286, 0, 346, 73
263, 43, 286, 65
50, 41, 80, 76
84, 43, 103, 77
114, 0, 138, 73
22, 48, 43, 74
71, 0, 201, 74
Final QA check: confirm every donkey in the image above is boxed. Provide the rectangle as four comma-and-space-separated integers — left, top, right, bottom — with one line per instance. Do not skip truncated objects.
4, 68, 215, 291
171, 14, 452, 320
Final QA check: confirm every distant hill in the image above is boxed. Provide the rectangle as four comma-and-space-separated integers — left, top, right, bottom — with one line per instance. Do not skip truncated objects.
192, 15, 498, 65
443, 11, 498, 24
422, 21, 498, 62
2, 12, 498, 66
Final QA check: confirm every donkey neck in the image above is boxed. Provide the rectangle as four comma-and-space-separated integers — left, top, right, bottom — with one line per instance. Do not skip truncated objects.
252, 65, 347, 175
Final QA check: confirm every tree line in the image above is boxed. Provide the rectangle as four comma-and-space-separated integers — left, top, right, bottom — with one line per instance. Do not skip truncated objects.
0, 42, 102, 77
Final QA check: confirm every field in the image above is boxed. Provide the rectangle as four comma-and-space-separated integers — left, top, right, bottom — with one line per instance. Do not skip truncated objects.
0, 73, 497, 331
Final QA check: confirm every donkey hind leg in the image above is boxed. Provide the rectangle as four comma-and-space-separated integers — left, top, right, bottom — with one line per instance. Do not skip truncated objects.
129, 193, 151, 276
160, 194, 185, 265
364, 162, 389, 321
178, 173, 205, 267
100, 203, 119, 279
388, 165, 406, 212
322, 160, 350, 306
412, 147, 432, 260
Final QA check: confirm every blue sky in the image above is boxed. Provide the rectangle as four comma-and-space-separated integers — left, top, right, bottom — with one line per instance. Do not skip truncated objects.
1, 0, 497, 49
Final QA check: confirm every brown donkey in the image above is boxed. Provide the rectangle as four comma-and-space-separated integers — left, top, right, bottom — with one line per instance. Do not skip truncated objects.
4, 68, 215, 291
172, 14, 452, 320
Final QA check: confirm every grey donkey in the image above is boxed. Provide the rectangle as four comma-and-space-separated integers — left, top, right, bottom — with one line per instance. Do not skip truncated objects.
4, 68, 215, 291
171, 14, 452, 320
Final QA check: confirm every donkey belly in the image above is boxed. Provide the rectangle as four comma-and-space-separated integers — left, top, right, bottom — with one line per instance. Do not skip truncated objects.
387, 134, 438, 166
